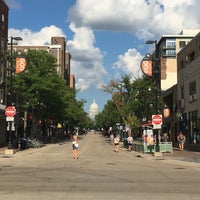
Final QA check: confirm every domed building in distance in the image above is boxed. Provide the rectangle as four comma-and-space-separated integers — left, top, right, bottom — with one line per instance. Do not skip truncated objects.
89, 99, 99, 120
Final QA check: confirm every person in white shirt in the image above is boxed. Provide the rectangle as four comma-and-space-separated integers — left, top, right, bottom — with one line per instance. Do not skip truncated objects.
72, 132, 79, 160
127, 131, 133, 151
113, 133, 120, 152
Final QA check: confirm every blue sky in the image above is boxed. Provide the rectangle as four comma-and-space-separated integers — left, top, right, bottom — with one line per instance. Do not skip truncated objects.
5, 0, 200, 112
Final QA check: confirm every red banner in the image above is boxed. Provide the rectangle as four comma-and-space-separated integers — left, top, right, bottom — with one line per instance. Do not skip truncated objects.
16, 57, 27, 74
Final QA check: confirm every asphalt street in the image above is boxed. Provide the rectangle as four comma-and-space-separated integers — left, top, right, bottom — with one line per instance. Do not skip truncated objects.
0, 132, 200, 200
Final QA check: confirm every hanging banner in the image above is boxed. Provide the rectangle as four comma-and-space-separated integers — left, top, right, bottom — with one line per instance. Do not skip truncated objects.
140, 54, 153, 77
16, 57, 27, 74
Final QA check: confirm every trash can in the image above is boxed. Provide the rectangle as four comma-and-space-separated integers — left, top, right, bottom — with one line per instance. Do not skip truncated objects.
20, 138, 27, 150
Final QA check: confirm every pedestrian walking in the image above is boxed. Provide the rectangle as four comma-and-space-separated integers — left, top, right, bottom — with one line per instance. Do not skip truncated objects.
110, 132, 114, 145
72, 132, 79, 160
113, 133, 120, 152
177, 131, 185, 151
127, 131, 133, 151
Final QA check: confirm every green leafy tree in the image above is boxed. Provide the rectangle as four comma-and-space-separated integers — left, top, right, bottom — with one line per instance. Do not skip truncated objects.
102, 75, 163, 132
95, 100, 120, 131
12, 50, 86, 137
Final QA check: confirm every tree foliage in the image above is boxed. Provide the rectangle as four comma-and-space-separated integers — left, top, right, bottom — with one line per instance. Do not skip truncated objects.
95, 100, 120, 131
100, 75, 163, 132
11, 50, 88, 136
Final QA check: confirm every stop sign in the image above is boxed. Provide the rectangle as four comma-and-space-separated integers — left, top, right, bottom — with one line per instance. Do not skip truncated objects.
5, 106, 16, 117
152, 115, 162, 125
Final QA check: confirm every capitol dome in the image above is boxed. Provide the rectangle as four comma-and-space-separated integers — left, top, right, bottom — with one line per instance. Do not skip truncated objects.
89, 99, 99, 120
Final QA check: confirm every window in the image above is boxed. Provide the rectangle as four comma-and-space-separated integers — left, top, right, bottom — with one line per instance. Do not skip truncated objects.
189, 81, 196, 95
179, 41, 186, 49
2, 14, 4, 22
166, 39, 175, 48
189, 51, 195, 62
181, 86, 184, 98
180, 60, 184, 69
1, 14, 4, 29
166, 49, 176, 56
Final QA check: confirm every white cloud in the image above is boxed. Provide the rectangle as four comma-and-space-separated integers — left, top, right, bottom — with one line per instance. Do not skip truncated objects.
67, 23, 107, 91
4, 0, 21, 9
68, 0, 200, 39
113, 49, 143, 79
8, 25, 65, 45
8, 0, 200, 96
8, 24, 107, 92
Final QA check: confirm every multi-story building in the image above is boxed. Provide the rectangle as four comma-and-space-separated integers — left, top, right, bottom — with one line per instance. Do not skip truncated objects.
154, 30, 200, 147
0, 0, 8, 146
177, 32, 200, 150
0, 0, 8, 103
157, 30, 200, 91
10, 36, 74, 88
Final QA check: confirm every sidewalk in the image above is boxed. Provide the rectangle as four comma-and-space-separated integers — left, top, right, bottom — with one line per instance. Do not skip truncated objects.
121, 144, 200, 164
161, 147, 200, 163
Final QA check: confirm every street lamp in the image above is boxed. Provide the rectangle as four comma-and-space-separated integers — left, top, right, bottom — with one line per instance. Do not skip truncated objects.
146, 40, 161, 153
7, 36, 23, 149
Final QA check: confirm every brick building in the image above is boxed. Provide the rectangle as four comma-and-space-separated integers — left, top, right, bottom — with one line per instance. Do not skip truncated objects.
10, 36, 73, 88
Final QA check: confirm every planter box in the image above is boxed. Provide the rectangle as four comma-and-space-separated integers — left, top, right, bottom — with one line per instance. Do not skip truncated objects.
132, 142, 173, 153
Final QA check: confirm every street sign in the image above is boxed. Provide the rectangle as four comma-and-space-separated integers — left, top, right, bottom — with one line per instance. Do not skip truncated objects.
6, 117, 14, 122
152, 115, 162, 129
152, 115, 162, 125
5, 106, 16, 117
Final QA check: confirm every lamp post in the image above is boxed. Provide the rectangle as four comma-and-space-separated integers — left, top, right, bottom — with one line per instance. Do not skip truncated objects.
7, 36, 23, 149
145, 40, 160, 152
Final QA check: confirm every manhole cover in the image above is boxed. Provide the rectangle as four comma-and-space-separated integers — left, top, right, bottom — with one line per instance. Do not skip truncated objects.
106, 163, 116, 165
2, 156, 11, 158
2, 165, 11, 168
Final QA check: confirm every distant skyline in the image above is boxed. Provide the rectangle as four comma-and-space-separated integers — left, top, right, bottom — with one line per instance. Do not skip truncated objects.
5, 0, 200, 112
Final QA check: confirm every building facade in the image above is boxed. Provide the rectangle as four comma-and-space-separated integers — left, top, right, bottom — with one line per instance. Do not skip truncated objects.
10, 37, 74, 88
0, 0, 8, 146
65, 51, 71, 86
154, 30, 200, 148
157, 30, 200, 91
177, 32, 200, 149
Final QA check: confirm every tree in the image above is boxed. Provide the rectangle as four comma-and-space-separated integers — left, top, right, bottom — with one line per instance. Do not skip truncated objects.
12, 50, 86, 137
102, 75, 162, 132
95, 100, 120, 131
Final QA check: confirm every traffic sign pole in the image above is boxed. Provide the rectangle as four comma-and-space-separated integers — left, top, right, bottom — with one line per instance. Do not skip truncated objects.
5, 106, 16, 149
